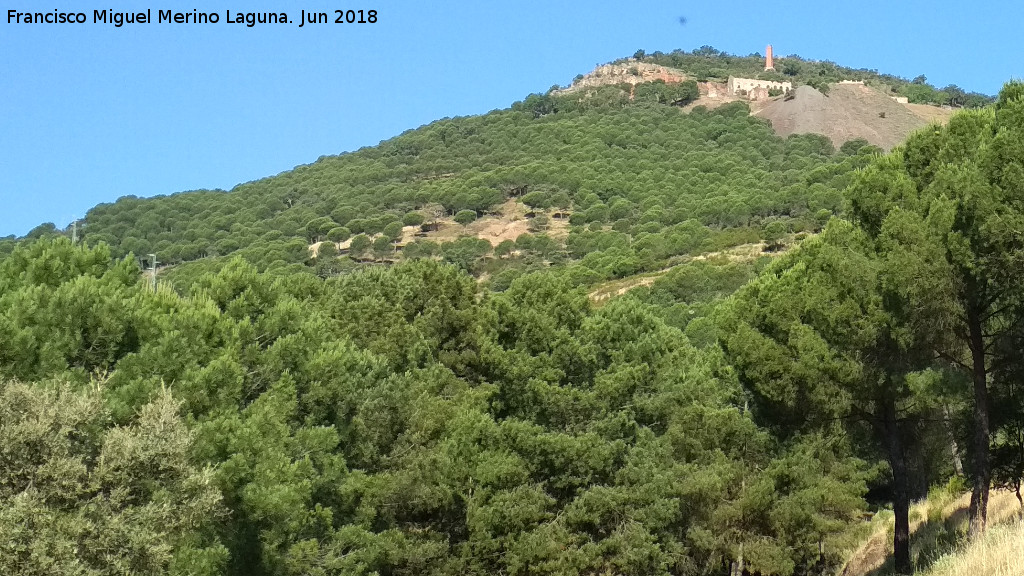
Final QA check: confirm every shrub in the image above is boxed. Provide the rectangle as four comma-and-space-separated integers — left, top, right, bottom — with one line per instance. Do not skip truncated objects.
402, 212, 425, 227
454, 210, 477, 226
327, 227, 351, 243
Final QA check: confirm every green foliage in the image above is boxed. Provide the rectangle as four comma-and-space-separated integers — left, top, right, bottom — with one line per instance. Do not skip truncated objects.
807, 78, 831, 95
304, 217, 337, 243
520, 190, 550, 210
26, 221, 60, 239
494, 239, 515, 258
632, 79, 700, 106
845, 82, 1024, 535
716, 80, 1024, 569
895, 81, 993, 107
440, 236, 491, 271
0, 381, 227, 575
638, 48, 992, 107
717, 221, 939, 572
781, 60, 802, 76
0, 240, 881, 576
74, 69, 870, 290
401, 239, 439, 260
761, 220, 788, 250
349, 233, 371, 258
326, 226, 351, 243
527, 213, 550, 232
3, 52, 1013, 576
0, 238, 140, 382
453, 209, 477, 226
382, 221, 404, 241
401, 211, 425, 227
630, 258, 760, 336
317, 242, 338, 258
371, 235, 394, 259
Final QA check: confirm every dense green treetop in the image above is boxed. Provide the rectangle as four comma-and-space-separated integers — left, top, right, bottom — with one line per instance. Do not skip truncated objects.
0, 238, 873, 575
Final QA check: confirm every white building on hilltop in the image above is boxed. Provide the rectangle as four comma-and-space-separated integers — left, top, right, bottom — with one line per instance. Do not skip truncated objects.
727, 76, 793, 97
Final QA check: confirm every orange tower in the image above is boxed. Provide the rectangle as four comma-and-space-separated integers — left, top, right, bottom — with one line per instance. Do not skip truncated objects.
765, 45, 775, 71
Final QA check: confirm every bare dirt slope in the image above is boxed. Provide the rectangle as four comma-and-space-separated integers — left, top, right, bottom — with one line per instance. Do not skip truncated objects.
753, 84, 949, 151
905, 102, 956, 124
314, 199, 569, 256
587, 238, 799, 305
678, 81, 742, 112
404, 199, 569, 247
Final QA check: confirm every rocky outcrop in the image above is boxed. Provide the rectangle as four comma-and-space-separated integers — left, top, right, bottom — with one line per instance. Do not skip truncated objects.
557, 62, 689, 94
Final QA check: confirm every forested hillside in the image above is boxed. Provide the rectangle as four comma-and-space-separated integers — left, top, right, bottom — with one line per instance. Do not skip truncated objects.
1, 49, 1021, 576
6, 50, 991, 293
4, 81, 876, 293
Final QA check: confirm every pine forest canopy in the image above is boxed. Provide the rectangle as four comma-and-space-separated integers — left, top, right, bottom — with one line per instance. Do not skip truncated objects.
13, 86, 871, 290
2, 49, 991, 291
0, 45, 1021, 576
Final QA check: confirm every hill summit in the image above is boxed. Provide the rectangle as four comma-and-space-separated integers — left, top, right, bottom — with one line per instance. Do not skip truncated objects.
561, 49, 965, 150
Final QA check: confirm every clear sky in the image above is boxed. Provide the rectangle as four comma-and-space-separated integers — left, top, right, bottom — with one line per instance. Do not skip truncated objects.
1, 0, 1020, 236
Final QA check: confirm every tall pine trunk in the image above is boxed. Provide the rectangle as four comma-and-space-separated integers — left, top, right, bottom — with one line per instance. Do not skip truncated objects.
942, 404, 964, 476
884, 399, 912, 575
967, 307, 991, 536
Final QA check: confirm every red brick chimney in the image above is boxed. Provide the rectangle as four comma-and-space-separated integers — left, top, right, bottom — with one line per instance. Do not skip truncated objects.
765, 45, 775, 71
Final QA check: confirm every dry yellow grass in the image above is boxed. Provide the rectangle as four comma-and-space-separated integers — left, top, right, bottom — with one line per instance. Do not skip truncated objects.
586, 239, 798, 304
588, 271, 664, 305
840, 489, 1023, 576
920, 520, 1024, 576
407, 199, 570, 247
310, 198, 572, 258
902, 103, 955, 125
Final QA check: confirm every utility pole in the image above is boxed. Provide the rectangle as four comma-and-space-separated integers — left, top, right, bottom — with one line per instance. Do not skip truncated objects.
71, 219, 78, 244
148, 253, 158, 292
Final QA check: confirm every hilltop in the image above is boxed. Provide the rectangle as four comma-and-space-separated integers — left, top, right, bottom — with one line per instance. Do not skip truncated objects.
2, 49, 992, 282
561, 53, 959, 150
633, 46, 993, 107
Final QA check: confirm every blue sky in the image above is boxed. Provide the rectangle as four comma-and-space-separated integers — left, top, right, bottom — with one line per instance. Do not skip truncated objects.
1, 0, 1020, 236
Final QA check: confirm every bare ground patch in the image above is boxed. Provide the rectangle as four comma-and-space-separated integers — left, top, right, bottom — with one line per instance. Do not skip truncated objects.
753, 83, 949, 151
587, 240, 793, 304
402, 199, 569, 247
313, 199, 571, 257
903, 102, 956, 125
